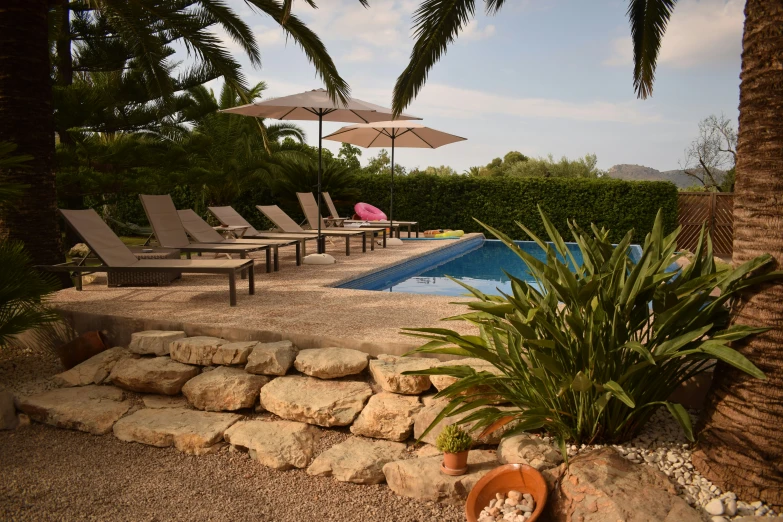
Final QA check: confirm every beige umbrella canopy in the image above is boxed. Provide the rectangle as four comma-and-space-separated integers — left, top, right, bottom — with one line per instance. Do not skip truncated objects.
324, 121, 466, 235
221, 89, 420, 254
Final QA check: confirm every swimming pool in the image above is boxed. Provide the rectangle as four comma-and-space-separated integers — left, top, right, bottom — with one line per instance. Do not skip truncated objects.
337, 237, 644, 297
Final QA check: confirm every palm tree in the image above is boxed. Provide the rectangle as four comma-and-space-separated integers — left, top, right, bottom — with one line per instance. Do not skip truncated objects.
389, 0, 783, 508
0, 0, 355, 280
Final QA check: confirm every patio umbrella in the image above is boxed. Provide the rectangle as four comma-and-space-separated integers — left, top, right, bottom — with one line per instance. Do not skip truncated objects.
323, 121, 466, 243
221, 89, 420, 259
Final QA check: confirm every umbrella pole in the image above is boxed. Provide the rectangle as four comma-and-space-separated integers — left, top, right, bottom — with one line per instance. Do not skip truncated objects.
317, 113, 323, 253
390, 136, 395, 239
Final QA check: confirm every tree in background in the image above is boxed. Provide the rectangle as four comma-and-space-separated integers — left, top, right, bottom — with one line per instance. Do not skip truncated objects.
362, 149, 408, 177
338, 143, 363, 171
389, 0, 783, 506
410, 165, 458, 176
0, 0, 352, 278
469, 151, 602, 178
680, 114, 737, 192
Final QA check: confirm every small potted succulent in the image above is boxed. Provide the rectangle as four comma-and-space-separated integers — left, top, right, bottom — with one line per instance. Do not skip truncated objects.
436, 424, 473, 476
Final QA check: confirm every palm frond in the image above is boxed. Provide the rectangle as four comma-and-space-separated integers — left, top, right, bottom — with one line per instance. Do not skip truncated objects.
245, 0, 351, 104
392, 0, 476, 115
627, 0, 677, 99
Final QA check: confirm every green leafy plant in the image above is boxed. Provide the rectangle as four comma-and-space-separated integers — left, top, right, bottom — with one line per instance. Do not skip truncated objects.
403, 208, 781, 451
435, 424, 473, 454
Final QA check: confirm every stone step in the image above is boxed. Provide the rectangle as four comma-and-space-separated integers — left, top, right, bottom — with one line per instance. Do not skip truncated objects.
383, 450, 498, 503
350, 392, 422, 442
369, 355, 437, 395
181, 367, 268, 411
109, 356, 199, 395
16, 385, 131, 435
169, 336, 229, 366
294, 347, 369, 379
223, 419, 320, 470
128, 330, 186, 356
53, 347, 131, 387
245, 341, 297, 376
307, 437, 407, 484
112, 408, 241, 455
259, 375, 372, 427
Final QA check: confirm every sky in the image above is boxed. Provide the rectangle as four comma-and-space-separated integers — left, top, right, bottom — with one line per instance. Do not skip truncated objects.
203, 0, 745, 173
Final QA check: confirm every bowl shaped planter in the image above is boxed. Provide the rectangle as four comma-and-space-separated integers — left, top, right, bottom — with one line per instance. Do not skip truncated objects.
465, 463, 548, 522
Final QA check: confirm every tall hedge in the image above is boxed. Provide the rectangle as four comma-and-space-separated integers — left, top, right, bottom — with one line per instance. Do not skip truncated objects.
343, 175, 678, 243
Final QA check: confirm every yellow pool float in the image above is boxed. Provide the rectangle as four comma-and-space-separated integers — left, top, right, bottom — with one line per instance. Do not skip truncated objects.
434, 230, 464, 238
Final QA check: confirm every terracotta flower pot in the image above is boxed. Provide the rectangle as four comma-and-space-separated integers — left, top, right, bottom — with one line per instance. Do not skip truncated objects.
465, 464, 548, 522
441, 450, 469, 476
54, 331, 106, 370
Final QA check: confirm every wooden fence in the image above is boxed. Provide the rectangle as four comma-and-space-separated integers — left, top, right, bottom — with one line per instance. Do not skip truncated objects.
677, 192, 734, 257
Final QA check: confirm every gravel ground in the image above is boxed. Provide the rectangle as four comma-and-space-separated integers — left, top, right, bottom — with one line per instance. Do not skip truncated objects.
0, 423, 464, 522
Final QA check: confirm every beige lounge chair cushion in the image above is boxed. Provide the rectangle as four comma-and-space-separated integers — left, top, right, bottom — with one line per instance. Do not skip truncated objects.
60, 209, 139, 267
208, 206, 262, 236
139, 195, 192, 248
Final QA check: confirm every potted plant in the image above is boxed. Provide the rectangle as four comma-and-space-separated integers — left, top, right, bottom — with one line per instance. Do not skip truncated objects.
436, 424, 473, 476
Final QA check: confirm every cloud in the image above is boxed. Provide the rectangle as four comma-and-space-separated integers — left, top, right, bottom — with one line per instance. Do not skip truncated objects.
254, 25, 283, 47
461, 20, 496, 41
302, 0, 407, 48
342, 46, 374, 63
406, 83, 661, 124
604, 0, 744, 68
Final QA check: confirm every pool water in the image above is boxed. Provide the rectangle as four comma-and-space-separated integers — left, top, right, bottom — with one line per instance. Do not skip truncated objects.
385, 240, 584, 296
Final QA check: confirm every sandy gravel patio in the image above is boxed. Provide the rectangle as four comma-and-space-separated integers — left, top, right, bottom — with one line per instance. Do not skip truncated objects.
50, 235, 482, 355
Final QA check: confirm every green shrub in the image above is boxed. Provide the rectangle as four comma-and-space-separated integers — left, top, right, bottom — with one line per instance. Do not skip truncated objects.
402, 209, 781, 452
349, 175, 678, 243
435, 424, 473, 453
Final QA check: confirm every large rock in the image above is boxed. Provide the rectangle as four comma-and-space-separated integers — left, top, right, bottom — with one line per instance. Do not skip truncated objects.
259, 375, 372, 427
212, 341, 257, 366
128, 330, 186, 356
414, 395, 515, 445
53, 347, 131, 387
169, 336, 228, 366
16, 386, 131, 435
181, 367, 268, 411
223, 419, 319, 470
383, 450, 497, 503
109, 356, 199, 395
245, 341, 297, 376
307, 437, 407, 484
497, 433, 563, 471
544, 447, 703, 522
369, 355, 436, 395
350, 392, 422, 442
1, 390, 19, 430
113, 408, 241, 455
294, 348, 369, 379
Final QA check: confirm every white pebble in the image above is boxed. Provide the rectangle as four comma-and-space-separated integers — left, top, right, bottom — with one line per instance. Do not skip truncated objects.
705, 498, 725, 516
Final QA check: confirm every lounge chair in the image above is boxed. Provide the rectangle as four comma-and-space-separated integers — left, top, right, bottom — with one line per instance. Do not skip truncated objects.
177, 209, 303, 269
257, 204, 381, 256
139, 195, 272, 274
41, 209, 254, 306
322, 192, 419, 238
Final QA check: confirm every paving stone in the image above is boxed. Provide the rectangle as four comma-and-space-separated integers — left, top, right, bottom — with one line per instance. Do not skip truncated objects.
383, 450, 497, 503
259, 375, 372, 427
109, 356, 199, 395
369, 355, 436, 395
245, 341, 297, 376
350, 392, 422, 442
182, 367, 268, 411
112, 408, 241, 455
169, 336, 229, 366
223, 419, 320, 470
16, 386, 131, 435
294, 348, 369, 379
53, 347, 131, 387
128, 330, 186, 356
307, 437, 407, 484
212, 341, 257, 366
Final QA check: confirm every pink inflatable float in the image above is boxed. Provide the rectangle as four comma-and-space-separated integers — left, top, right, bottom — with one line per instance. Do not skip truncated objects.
354, 202, 387, 221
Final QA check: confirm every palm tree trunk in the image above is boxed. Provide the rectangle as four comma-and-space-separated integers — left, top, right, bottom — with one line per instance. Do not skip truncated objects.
0, 0, 68, 283
692, 0, 783, 509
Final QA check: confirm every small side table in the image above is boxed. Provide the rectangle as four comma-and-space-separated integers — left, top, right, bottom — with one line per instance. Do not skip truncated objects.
107, 247, 182, 287
214, 225, 249, 238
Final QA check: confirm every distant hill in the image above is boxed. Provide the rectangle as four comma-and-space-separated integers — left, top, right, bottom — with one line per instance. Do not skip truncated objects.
605, 164, 725, 189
